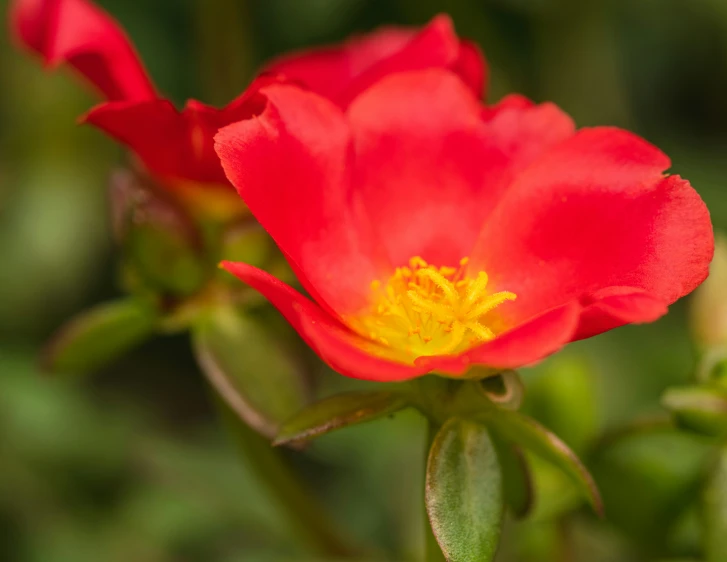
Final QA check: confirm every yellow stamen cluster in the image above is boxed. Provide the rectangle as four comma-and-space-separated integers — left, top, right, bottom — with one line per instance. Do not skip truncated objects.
356, 256, 516, 358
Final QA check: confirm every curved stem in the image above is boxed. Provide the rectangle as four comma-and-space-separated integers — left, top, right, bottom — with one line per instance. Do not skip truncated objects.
425, 418, 447, 562
218, 402, 360, 559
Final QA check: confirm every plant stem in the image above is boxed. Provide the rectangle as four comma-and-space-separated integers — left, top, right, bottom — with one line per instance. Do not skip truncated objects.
219, 402, 360, 559
425, 418, 448, 562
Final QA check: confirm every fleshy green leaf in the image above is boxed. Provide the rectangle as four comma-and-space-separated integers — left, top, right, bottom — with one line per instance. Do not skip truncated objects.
704, 445, 727, 562
486, 408, 603, 516
43, 298, 157, 375
274, 391, 408, 446
426, 418, 504, 562
662, 385, 727, 437
193, 306, 310, 439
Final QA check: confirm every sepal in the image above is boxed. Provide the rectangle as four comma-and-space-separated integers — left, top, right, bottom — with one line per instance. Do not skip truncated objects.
273, 391, 409, 447
477, 370, 524, 411
483, 407, 603, 516
491, 436, 533, 518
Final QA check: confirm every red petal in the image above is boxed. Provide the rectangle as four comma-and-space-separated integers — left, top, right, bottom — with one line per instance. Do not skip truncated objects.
84, 77, 270, 183
574, 287, 669, 340
263, 14, 486, 107
263, 26, 415, 104
222, 262, 426, 382
215, 83, 390, 316
347, 71, 573, 267
10, 0, 156, 101
472, 128, 713, 331
415, 301, 582, 374
481, 94, 575, 168
338, 14, 482, 107
452, 39, 487, 100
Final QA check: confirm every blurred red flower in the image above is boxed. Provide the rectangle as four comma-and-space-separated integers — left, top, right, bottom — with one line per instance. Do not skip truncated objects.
9, 0, 483, 213
216, 70, 714, 382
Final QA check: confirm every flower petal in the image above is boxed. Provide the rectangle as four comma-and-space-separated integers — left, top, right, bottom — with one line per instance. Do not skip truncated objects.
415, 301, 582, 374
348, 71, 572, 267
84, 77, 271, 184
338, 14, 484, 107
215, 83, 390, 316
574, 287, 669, 340
10, 0, 156, 101
263, 25, 415, 104
472, 128, 713, 328
481, 94, 575, 169
452, 39, 487, 100
222, 261, 426, 382
264, 14, 485, 107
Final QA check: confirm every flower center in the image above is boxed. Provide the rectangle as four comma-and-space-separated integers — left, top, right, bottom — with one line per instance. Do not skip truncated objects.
354, 256, 516, 358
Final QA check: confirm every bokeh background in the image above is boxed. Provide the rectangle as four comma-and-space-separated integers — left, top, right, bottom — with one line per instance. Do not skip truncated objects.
1, 0, 725, 560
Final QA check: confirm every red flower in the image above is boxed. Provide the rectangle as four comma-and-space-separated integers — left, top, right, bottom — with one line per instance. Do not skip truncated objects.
10, 1, 484, 204
9, 0, 263, 200
215, 69, 714, 382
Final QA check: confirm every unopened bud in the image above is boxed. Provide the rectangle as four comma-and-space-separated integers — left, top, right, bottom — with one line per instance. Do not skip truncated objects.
690, 234, 727, 350
109, 169, 206, 296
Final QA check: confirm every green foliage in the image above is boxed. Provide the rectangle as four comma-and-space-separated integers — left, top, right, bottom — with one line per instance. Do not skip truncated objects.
590, 425, 712, 553
425, 419, 504, 562
524, 356, 600, 454
662, 385, 727, 438
485, 407, 603, 516
274, 391, 409, 446
43, 298, 157, 375
491, 437, 533, 518
193, 306, 311, 438
703, 446, 727, 562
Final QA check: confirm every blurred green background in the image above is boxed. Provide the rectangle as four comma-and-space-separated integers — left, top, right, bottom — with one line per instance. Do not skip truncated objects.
1, 0, 726, 560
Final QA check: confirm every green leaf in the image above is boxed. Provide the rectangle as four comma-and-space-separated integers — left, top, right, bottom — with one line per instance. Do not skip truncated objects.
491, 436, 533, 518
426, 418, 504, 562
274, 391, 408, 446
486, 408, 603, 516
426, 418, 505, 562
192, 306, 311, 439
662, 385, 727, 437
43, 298, 157, 375
704, 446, 727, 562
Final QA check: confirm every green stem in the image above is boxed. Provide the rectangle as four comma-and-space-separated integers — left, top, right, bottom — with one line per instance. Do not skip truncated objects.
219, 403, 360, 559
425, 418, 447, 562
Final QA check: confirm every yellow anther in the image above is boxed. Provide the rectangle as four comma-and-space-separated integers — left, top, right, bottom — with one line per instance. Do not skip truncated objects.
417, 268, 459, 303
465, 322, 496, 341
463, 271, 490, 307
351, 256, 517, 359
465, 291, 517, 321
